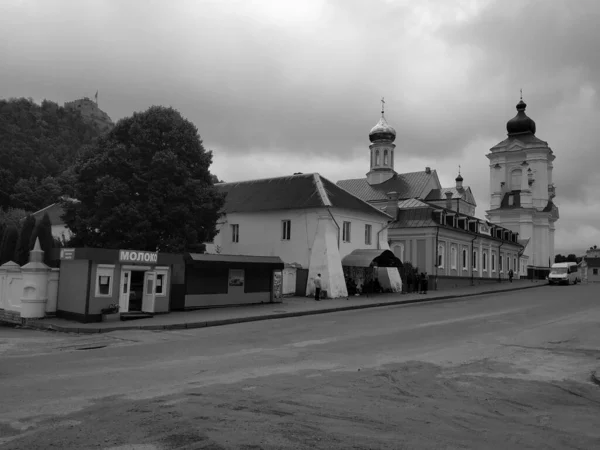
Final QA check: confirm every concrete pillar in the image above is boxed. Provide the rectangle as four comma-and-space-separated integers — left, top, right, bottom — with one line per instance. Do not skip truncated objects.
20, 239, 51, 319
306, 216, 348, 298
0, 261, 23, 312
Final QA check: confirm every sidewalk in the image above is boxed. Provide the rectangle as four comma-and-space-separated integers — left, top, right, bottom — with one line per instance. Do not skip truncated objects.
24, 279, 546, 334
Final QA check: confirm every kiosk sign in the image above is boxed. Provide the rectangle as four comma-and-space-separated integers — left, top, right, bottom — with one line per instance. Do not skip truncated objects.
119, 250, 158, 264
60, 248, 76, 260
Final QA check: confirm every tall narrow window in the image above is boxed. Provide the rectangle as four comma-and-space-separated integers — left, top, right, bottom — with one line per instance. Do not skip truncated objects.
499, 254, 503, 271
437, 244, 445, 268
511, 169, 522, 191
506, 256, 510, 271
384, 149, 388, 165
282, 220, 291, 240
364, 224, 372, 245
492, 254, 496, 271
462, 249, 467, 269
483, 252, 487, 271
451, 246, 457, 269
514, 258, 517, 272
343, 221, 351, 242
231, 224, 239, 243
375, 150, 380, 165
473, 251, 477, 270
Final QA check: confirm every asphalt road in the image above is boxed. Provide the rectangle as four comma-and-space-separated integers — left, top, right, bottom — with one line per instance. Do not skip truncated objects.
1, 284, 600, 449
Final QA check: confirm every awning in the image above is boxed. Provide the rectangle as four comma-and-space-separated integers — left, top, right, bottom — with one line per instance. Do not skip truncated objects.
341, 249, 402, 268
185, 253, 285, 269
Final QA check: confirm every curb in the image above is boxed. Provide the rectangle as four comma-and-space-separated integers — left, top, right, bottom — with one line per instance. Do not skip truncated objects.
24, 283, 545, 334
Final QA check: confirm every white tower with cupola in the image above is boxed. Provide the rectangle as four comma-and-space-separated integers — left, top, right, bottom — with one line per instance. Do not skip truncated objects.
366, 98, 397, 185
485, 95, 559, 278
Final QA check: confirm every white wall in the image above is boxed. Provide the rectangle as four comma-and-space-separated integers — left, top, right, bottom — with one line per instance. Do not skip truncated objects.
210, 207, 389, 268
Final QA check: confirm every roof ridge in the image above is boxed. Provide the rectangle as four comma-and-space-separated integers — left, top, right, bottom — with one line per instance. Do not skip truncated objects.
31, 202, 58, 216
330, 179, 392, 218
217, 173, 316, 186
312, 174, 332, 207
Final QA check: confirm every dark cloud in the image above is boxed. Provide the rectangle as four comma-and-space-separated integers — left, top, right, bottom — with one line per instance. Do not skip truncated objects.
1, 0, 599, 251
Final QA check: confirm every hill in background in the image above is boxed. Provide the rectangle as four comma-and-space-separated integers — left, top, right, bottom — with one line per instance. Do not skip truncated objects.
0, 97, 110, 212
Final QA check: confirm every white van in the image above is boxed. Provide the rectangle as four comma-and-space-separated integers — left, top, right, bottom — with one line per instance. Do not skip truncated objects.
548, 262, 580, 285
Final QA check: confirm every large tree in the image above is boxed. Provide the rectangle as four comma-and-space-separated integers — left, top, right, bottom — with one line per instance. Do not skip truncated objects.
62, 106, 225, 252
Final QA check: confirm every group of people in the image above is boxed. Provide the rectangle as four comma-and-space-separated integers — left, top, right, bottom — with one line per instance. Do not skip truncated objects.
411, 270, 430, 294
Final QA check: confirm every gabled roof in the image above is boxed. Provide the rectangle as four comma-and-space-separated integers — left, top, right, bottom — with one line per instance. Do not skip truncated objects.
425, 186, 477, 206
490, 134, 550, 152
31, 203, 65, 225
216, 173, 391, 218
336, 170, 439, 203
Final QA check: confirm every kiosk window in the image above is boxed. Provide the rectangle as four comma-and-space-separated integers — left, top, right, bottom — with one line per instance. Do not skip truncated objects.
156, 273, 166, 295
95, 265, 115, 297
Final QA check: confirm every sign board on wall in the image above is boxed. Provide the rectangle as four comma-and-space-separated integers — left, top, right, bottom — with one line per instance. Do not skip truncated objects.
228, 269, 244, 287
478, 223, 492, 236
60, 248, 76, 260
119, 250, 158, 264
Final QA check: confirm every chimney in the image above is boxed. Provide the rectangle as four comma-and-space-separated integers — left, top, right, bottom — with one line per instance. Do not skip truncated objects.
425, 167, 431, 174
386, 191, 399, 220
445, 191, 453, 210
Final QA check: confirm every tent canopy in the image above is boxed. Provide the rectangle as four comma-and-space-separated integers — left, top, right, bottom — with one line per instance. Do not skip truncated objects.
341, 249, 402, 268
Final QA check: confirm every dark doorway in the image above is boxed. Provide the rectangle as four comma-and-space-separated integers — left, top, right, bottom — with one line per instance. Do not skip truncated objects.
129, 270, 145, 312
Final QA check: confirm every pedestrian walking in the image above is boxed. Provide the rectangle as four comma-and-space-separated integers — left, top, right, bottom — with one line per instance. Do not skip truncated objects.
314, 273, 322, 301
509, 269, 514, 283
423, 272, 429, 294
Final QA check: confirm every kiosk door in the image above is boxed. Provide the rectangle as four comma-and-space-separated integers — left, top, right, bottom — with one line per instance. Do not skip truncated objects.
142, 271, 157, 313
119, 270, 132, 313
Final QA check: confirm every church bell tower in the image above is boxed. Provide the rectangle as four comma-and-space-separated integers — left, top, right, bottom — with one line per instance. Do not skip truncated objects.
366, 98, 397, 185
485, 94, 559, 278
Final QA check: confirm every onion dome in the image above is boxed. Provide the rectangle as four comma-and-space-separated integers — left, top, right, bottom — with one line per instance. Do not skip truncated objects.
506, 98, 536, 136
455, 173, 463, 182
369, 115, 396, 143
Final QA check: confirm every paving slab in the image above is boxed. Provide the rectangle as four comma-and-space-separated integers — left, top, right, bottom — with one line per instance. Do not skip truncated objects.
22, 279, 546, 334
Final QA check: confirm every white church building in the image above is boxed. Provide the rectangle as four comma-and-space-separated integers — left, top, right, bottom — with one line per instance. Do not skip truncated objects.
485, 96, 559, 279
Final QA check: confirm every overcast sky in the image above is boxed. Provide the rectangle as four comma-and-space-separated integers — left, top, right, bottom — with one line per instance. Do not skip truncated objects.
1, 0, 598, 255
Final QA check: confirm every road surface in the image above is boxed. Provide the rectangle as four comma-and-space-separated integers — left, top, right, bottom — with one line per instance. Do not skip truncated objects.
1, 284, 600, 449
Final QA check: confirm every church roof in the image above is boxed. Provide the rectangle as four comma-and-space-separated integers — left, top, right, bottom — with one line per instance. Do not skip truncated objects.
337, 170, 438, 203
388, 203, 523, 247
389, 207, 437, 228
216, 173, 391, 218
490, 133, 549, 151
425, 186, 477, 205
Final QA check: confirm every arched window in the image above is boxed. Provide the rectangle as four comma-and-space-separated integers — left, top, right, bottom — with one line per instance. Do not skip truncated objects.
438, 243, 445, 268
511, 169, 522, 191
375, 150, 380, 165
483, 252, 488, 271
384, 149, 388, 165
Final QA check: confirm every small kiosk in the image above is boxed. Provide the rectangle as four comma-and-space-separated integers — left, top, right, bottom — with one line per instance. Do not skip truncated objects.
183, 253, 284, 308
53, 248, 185, 323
